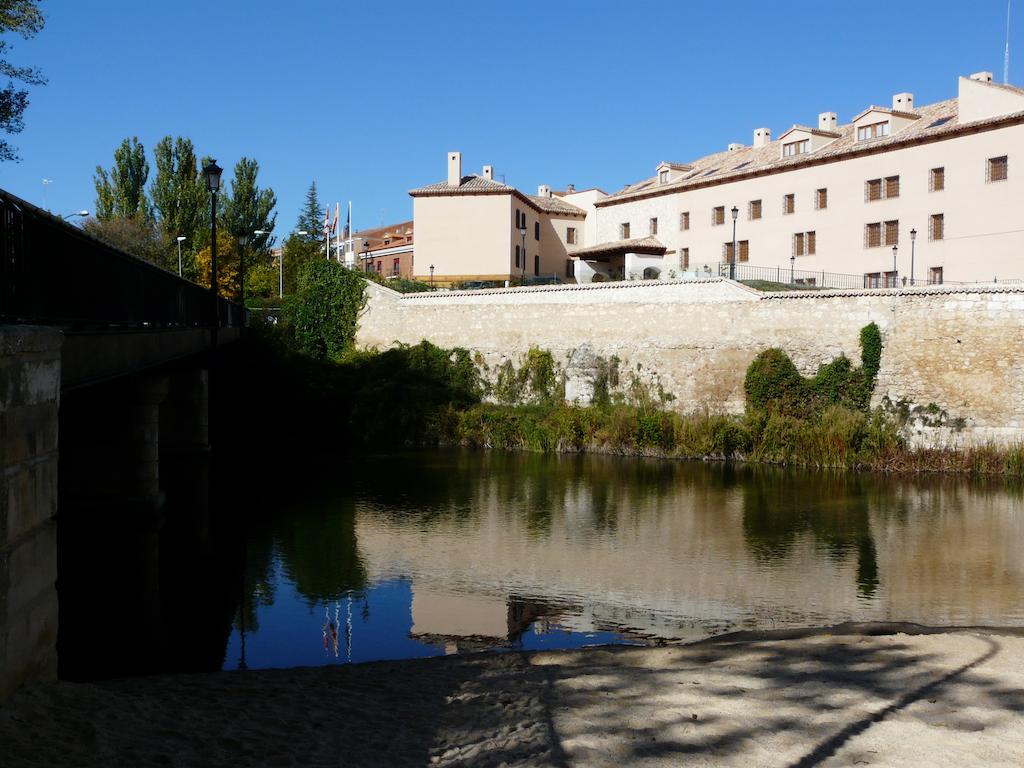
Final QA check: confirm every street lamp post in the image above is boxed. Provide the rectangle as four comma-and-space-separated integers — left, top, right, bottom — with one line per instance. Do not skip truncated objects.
362, 240, 370, 273
909, 228, 917, 286
202, 159, 224, 338
62, 210, 89, 221
518, 226, 527, 285
176, 236, 186, 277
429, 263, 435, 290
891, 244, 898, 288
790, 253, 795, 285
730, 206, 739, 281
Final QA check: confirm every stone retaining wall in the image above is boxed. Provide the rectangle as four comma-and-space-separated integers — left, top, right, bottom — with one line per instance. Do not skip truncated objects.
356, 279, 1024, 447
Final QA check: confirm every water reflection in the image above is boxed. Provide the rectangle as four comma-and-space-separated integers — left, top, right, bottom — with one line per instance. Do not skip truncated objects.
223, 451, 1024, 670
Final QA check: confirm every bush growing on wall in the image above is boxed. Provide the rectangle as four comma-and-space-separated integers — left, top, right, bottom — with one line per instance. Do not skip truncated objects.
283, 260, 367, 360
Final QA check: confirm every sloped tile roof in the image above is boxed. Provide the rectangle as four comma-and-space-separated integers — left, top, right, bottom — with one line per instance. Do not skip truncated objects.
597, 93, 1024, 207
526, 194, 586, 216
409, 175, 513, 195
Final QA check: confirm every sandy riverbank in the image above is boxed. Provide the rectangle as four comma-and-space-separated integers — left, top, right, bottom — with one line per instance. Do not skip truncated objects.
2, 624, 1023, 767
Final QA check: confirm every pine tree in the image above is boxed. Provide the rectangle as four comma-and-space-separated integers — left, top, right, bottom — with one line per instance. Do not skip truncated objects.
0, 0, 46, 162
297, 180, 324, 240
93, 137, 151, 220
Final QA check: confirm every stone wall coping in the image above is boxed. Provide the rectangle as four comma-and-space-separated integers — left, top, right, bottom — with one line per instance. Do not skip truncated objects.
0, 325, 64, 356
759, 283, 1024, 300
394, 277, 753, 301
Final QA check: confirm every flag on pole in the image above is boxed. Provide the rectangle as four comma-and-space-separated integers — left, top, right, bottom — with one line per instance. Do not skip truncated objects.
344, 203, 351, 239
323, 207, 331, 237
333, 202, 339, 235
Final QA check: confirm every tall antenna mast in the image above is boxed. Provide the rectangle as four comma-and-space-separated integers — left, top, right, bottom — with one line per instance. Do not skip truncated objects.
1006, 0, 1013, 84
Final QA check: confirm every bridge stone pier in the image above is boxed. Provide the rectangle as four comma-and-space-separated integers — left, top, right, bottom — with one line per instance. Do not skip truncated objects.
0, 326, 61, 701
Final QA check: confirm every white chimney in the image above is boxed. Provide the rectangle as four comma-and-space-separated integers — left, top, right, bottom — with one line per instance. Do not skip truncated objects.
753, 127, 772, 147
727, 142, 744, 152
482, 164, 493, 181
447, 151, 462, 186
969, 71, 994, 83
892, 92, 914, 112
537, 184, 551, 197
566, 183, 575, 193
818, 112, 838, 132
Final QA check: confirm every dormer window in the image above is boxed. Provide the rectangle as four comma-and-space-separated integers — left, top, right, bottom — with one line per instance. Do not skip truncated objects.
857, 121, 890, 141
782, 139, 809, 157
659, 170, 669, 184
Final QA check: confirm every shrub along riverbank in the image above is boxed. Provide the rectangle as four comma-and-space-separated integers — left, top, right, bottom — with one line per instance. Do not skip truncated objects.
233, 261, 1024, 479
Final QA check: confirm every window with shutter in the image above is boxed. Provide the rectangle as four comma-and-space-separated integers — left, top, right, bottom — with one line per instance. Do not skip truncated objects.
749, 200, 762, 220
930, 167, 945, 191
807, 231, 816, 255
620, 222, 630, 238
988, 156, 1008, 182
884, 220, 899, 246
566, 227, 576, 245
866, 179, 882, 201
865, 222, 881, 248
885, 176, 900, 198
928, 266, 944, 285
723, 241, 735, 263
793, 232, 804, 256
534, 221, 539, 240
680, 211, 690, 230
930, 214, 944, 241
680, 248, 689, 269
713, 206, 725, 226
650, 217, 658, 235
739, 240, 749, 262
783, 194, 795, 214
816, 188, 827, 210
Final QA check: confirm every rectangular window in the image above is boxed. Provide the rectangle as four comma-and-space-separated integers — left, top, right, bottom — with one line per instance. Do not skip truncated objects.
885, 175, 900, 199
748, 199, 762, 220
865, 222, 881, 248
712, 206, 725, 226
857, 121, 890, 141
680, 247, 690, 269
534, 221, 540, 241
534, 254, 539, 276
679, 211, 690, 231
930, 213, 944, 241
793, 232, 804, 256
928, 266, 944, 285
650, 217, 658, 235
782, 139, 809, 157
815, 188, 827, 210
515, 209, 521, 228
739, 240, 749, 262
795, 231, 816, 255
884, 270, 898, 288
620, 222, 630, 239
566, 259, 574, 278
884, 220, 899, 246
807, 230, 816, 255
866, 178, 882, 201
783, 194, 795, 214
392, 258, 400, 275
930, 167, 945, 192
515, 244, 520, 267
988, 155, 1008, 182
659, 169, 669, 183
864, 272, 881, 288
566, 227, 577, 245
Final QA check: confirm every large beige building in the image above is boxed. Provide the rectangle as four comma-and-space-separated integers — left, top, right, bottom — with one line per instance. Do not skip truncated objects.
409, 152, 593, 287
585, 71, 1024, 286
412, 71, 1024, 287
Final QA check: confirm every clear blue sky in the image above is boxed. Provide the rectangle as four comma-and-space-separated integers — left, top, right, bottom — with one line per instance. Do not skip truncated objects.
0, 0, 1018, 235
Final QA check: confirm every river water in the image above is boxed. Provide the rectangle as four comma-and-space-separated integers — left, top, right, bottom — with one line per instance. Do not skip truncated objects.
222, 450, 1024, 671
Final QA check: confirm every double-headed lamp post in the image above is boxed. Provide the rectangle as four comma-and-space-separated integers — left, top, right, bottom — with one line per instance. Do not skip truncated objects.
518, 225, 527, 284
202, 159, 224, 336
892, 244, 899, 288
909, 228, 917, 286
730, 206, 739, 281
176, 236, 186, 277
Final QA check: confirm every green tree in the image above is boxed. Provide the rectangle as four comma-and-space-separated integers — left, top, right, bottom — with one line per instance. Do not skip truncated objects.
280, 231, 322, 295
150, 136, 207, 266
82, 215, 167, 268
283, 259, 366, 360
221, 156, 276, 248
296, 180, 324, 239
195, 230, 240, 297
94, 137, 151, 220
0, 0, 45, 162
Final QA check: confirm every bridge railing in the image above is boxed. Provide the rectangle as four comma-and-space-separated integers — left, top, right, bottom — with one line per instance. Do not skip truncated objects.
0, 189, 243, 329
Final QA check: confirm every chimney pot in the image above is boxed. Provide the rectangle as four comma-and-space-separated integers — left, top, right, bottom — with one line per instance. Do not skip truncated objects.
727, 142, 744, 152
447, 151, 462, 186
892, 92, 914, 112
753, 127, 772, 147
818, 111, 838, 132
969, 71, 994, 83
482, 164, 493, 181
566, 183, 575, 193
537, 184, 551, 198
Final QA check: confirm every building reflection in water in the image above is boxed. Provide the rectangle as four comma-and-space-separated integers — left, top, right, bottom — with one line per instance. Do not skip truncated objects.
221, 451, 1024, 670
